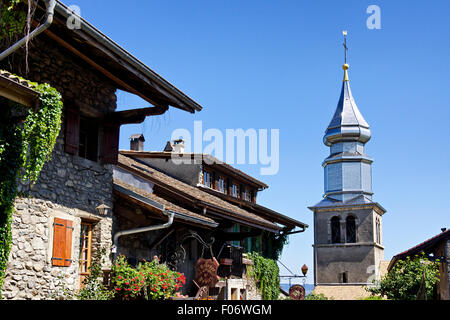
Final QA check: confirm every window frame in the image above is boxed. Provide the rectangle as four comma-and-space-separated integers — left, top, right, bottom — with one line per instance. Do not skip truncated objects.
217, 175, 226, 194
79, 222, 93, 275
346, 215, 357, 243
202, 170, 212, 188
231, 183, 240, 199
330, 216, 341, 244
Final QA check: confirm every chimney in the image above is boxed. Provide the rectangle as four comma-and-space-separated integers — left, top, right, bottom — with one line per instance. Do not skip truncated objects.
172, 139, 185, 153
441, 228, 447, 233
130, 134, 145, 151
163, 139, 184, 153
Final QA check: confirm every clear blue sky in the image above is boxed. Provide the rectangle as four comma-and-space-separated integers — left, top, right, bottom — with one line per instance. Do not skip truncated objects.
69, 0, 449, 284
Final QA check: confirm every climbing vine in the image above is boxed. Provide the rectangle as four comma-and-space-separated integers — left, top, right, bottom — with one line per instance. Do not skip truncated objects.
0, 71, 63, 298
0, 0, 27, 43
261, 231, 289, 261
248, 252, 280, 300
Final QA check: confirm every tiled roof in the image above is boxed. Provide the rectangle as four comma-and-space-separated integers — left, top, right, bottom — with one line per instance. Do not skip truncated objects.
388, 229, 450, 271
117, 154, 281, 231
114, 178, 217, 228
119, 150, 268, 189
0, 70, 36, 89
0, 70, 40, 109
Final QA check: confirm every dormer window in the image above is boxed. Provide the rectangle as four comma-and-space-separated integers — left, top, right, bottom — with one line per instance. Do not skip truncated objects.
202, 170, 212, 188
243, 188, 252, 201
217, 176, 226, 194
231, 183, 240, 198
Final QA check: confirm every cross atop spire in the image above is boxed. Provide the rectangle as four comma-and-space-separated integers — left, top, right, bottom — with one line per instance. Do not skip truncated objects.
342, 31, 349, 82
343, 30, 348, 64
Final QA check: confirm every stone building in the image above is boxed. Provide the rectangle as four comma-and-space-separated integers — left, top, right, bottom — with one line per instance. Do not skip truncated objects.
111, 139, 308, 298
0, 0, 309, 300
309, 61, 388, 300
0, 0, 201, 299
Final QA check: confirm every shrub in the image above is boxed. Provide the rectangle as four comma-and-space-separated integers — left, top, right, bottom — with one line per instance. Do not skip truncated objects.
76, 248, 113, 300
305, 292, 331, 300
366, 252, 440, 300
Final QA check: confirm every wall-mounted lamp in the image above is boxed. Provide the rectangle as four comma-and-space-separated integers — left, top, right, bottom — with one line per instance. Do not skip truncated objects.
96, 204, 111, 216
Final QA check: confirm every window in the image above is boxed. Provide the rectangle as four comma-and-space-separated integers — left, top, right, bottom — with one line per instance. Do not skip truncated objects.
217, 176, 226, 193
330, 216, 341, 244
376, 217, 381, 244
51, 218, 73, 267
346, 216, 356, 243
202, 170, 212, 188
231, 183, 240, 198
78, 116, 99, 162
341, 271, 348, 283
64, 105, 119, 164
243, 188, 252, 201
79, 222, 93, 274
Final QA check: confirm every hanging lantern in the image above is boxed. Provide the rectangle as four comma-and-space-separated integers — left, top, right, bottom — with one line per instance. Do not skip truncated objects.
301, 264, 308, 276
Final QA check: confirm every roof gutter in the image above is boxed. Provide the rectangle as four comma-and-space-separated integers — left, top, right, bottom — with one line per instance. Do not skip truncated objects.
0, 0, 56, 61
113, 206, 174, 261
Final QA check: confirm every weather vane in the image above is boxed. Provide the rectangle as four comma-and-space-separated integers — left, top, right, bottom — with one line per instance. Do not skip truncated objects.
342, 30, 348, 64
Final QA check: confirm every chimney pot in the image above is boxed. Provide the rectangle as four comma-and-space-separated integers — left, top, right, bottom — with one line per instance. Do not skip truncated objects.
441, 228, 447, 233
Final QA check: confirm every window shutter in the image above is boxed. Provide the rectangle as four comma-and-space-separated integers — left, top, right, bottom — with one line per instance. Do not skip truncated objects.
51, 218, 73, 267
64, 220, 73, 267
65, 106, 80, 155
102, 122, 120, 164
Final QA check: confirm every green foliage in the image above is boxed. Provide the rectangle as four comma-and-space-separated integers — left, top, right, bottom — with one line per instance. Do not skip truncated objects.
76, 248, 114, 300
262, 231, 289, 261
358, 295, 384, 300
0, 0, 27, 42
248, 252, 280, 300
21, 83, 63, 182
304, 292, 331, 300
0, 72, 63, 298
366, 252, 440, 300
111, 255, 186, 300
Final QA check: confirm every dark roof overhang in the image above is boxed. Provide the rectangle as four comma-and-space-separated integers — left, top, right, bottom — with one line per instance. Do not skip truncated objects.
113, 183, 218, 229
197, 185, 308, 232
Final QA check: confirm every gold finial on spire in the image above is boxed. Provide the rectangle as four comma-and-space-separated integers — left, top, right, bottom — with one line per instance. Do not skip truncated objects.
342, 30, 349, 82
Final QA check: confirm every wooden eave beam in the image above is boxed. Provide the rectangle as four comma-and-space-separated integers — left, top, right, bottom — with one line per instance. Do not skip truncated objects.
0, 75, 40, 109
105, 104, 169, 125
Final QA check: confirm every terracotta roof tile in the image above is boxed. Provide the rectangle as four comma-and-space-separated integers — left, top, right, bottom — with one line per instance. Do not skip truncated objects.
113, 178, 217, 227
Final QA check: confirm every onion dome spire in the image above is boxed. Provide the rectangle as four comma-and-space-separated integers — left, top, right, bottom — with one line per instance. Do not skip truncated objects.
323, 32, 371, 147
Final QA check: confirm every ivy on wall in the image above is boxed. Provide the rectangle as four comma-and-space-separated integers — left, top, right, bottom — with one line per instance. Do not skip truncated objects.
248, 252, 280, 300
0, 0, 27, 43
0, 72, 63, 298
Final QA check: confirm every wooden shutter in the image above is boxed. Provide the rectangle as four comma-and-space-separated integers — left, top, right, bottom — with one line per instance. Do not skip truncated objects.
51, 218, 73, 267
65, 106, 80, 155
102, 122, 120, 164
64, 220, 73, 266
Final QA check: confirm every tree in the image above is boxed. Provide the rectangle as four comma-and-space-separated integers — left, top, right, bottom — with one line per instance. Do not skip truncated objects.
366, 252, 440, 300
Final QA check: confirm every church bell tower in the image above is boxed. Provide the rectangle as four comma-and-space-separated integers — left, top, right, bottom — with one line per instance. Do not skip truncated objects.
309, 34, 386, 287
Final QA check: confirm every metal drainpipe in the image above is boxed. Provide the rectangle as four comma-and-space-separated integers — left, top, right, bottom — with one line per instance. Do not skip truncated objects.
113, 210, 174, 260
0, 0, 56, 61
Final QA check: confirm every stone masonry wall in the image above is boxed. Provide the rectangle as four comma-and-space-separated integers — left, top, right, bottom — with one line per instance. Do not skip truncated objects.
1, 36, 117, 299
